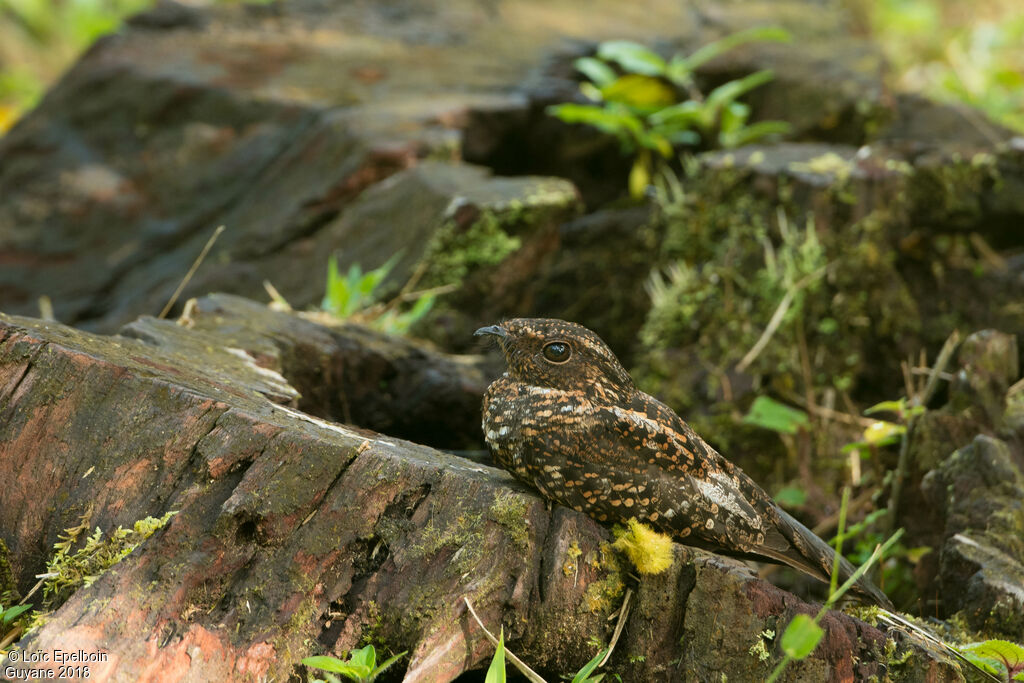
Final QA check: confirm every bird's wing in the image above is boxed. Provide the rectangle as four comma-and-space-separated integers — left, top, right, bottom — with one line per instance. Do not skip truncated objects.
581, 393, 892, 607
580, 398, 777, 553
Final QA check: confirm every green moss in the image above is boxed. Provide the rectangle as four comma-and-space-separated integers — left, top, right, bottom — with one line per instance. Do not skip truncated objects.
634, 153, 932, 470
563, 541, 583, 578
419, 181, 579, 289
423, 211, 522, 287
359, 600, 386, 647
581, 543, 625, 614
41, 509, 178, 610
748, 629, 775, 663
487, 492, 530, 551
409, 503, 486, 579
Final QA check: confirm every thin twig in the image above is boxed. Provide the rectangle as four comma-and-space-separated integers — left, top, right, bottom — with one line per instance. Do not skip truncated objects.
776, 389, 875, 428
736, 267, 827, 373
886, 331, 960, 534
360, 283, 459, 319
159, 225, 225, 319
0, 626, 22, 651
599, 587, 633, 667
263, 280, 292, 311
919, 331, 960, 407
463, 598, 546, 683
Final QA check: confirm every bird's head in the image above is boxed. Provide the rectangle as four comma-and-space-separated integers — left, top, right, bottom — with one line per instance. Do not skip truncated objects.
475, 318, 636, 402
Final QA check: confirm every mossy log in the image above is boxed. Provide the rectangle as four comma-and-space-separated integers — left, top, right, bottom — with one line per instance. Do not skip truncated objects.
0, 297, 966, 682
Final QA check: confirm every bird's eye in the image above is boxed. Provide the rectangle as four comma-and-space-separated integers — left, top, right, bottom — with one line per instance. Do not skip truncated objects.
542, 341, 572, 364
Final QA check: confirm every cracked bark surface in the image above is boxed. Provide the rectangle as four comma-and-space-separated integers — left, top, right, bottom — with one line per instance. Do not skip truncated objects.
0, 298, 965, 682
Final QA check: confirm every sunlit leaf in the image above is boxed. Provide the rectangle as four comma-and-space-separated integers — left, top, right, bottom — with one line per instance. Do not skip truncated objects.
959, 640, 1024, 671
629, 153, 652, 199
485, 629, 506, 683
861, 421, 904, 446
302, 655, 372, 677
349, 645, 376, 669
864, 399, 905, 415
600, 74, 676, 110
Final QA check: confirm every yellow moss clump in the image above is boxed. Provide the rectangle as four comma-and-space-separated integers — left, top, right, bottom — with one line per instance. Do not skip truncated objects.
612, 518, 674, 575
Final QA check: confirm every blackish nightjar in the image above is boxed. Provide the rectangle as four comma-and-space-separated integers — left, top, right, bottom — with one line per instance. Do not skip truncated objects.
476, 318, 892, 608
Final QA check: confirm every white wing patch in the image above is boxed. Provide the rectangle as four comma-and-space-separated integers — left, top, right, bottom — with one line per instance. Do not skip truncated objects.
692, 476, 762, 529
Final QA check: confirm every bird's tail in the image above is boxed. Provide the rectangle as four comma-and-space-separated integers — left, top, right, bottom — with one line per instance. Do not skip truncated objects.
764, 507, 894, 609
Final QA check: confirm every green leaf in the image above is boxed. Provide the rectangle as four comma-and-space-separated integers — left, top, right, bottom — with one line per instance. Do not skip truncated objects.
860, 421, 904, 447
629, 152, 652, 199
547, 103, 644, 140
674, 26, 792, 76
705, 69, 776, 115
370, 650, 408, 680
718, 101, 751, 138
959, 640, 1024, 671
596, 40, 666, 76
780, 614, 823, 660
647, 99, 703, 127
302, 655, 372, 678
485, 629, 507, 683
864, 400, 905, 415
348, 645, 376, 669
742, 396, 810, 434
665, 54, 696, 87
1, 603, 32, 625
600, 74, 676, 110
572, 649, 609, 683
664, 129, 701, 146
720, 120, 791, 148
579, 82, 604, 102
575, 57, 617, 87
774, 486, 807, 508
960, 651, 1008, 676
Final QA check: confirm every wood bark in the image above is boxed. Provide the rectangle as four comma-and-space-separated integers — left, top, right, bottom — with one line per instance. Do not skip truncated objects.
0, 298, 963, 682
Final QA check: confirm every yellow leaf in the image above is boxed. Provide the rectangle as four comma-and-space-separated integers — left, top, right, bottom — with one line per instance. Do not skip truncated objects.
601, 74, 675, 109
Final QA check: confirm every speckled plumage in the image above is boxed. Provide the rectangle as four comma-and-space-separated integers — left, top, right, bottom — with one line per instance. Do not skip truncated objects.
477, 318, 892, 607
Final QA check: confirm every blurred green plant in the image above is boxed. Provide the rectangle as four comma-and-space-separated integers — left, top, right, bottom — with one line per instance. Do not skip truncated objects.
957, 640, 1024, 682
321, 254, 436, 335
841, 398, 925, 463
859, 0, 1024, 132
766, 487, 904, 683
0, 0, 153, 129
743, 396, 810, 434
548, 27, 792, 198
0, 0, 272, 132
302, 645, 407, 683
42, 510, 177, 608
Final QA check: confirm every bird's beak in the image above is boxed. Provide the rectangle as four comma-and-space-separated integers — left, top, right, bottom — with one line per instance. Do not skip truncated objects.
474, 324, 508, 339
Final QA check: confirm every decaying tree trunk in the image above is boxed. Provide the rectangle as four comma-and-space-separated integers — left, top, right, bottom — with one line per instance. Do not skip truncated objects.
0, 298, 964, 682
